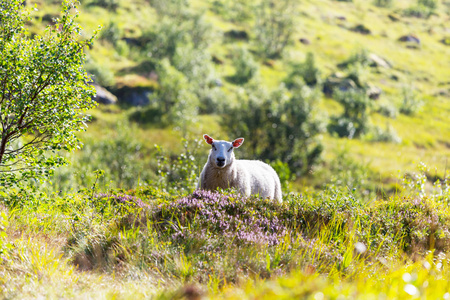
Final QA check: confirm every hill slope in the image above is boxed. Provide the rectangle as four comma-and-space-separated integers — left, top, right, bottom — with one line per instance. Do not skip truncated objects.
28, 0, 450, 191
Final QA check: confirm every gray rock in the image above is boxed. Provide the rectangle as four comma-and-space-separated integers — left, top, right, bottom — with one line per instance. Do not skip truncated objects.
299, 38, 311, 45
367, 85, 382, 100
93, 84, 117, 105
441, 37, 450, 46
323, 73, 357, 96
116, 86, 153, 106
351, 24, 371, 35
388, 13, 401, 22
225, 30, 249, 40
369, 53, 392, 69
398, 35, 420, 44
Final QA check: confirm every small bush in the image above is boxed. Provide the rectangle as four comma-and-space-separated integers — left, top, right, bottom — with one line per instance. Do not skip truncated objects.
155, 139, 203, 193
230, 47, 259, 85
285, 52, 321, 88
254, 0, 297, 58
99, 21, 121, 46
338, 49, 371, 69
328, 89, 370, 138
149, 0, 190, 20
403, 0, 438, 18
373, 0, 394, 7
367, 123, 402, 143
399, 84, 423, 115
88, 0, 119, 11
376, 101, 398, 118
144, 14, 212, 61
151, 60, 199, 129
211, 0, 253, 22
158, 190, 286, 246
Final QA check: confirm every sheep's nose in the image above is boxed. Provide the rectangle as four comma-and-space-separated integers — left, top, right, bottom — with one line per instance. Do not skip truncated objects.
217, 157, 225, 166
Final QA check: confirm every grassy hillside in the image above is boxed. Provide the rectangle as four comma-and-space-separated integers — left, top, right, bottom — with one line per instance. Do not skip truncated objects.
25, 0, 449, 191
0, 0, 450, 298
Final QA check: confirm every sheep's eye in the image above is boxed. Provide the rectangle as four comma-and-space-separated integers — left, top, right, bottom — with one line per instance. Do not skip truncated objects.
212, 144, 217, 151
227, 147, 233, 152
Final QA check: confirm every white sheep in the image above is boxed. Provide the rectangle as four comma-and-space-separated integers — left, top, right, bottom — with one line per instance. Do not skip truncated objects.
198, 134, 282, 202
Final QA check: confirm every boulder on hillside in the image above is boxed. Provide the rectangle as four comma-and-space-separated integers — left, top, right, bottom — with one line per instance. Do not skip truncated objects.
351, 24, 372, 35
121, 37, 144, 47
225, 30, 249, 40
435, 88, 450, 97
440, 37, 450, 46
398, 34, 420, 44
367, 84, 382, 100
388, 13, 401, 22
299, 38, 311, 45
323, 73, 357, 96
42, 13, 58, 25
323, 73, 382, 100
115, 86, 153, 106
212, 55, 224, 65
92, 84, 117, 105
368, 53, 392, 69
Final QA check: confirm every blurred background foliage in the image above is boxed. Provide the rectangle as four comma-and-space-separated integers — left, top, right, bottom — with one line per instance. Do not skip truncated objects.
18, 0, 450, 197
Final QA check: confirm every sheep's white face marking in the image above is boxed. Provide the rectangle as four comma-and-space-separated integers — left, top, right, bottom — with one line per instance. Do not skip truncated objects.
203, 134, 244, 169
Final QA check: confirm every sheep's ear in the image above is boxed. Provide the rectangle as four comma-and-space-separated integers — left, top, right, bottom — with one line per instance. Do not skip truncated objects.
232, 138, 244, 148
204, 134, 214, 145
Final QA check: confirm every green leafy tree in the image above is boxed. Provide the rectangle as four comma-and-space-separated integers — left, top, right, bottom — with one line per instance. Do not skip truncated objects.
223, 81, 324, 176
374, 0, 394, 7
152, 59, 199, 131
143, 1, 217, 116
263, 82, 324, 175
211, 0, 254, 22
254, 0, 297, 58
0, 1, 97, 185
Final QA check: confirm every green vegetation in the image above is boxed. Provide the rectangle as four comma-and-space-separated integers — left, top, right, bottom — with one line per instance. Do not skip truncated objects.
0, 0, 97, 186
0, 0, 449, 298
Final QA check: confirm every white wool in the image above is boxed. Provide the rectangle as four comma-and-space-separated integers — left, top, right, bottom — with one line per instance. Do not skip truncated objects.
198, 135, 282, 202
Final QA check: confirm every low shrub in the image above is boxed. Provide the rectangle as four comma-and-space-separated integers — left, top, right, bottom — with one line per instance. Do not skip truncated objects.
374, 0, 394, 7
403, 0, 438, 18
328, 89, 370, 138
367, 123, 402, 143
284, 52, 321, 88
157, 190, 287, 247
399, 84, 423, 115
88, 0, 119, 11
230, 47, 259, 85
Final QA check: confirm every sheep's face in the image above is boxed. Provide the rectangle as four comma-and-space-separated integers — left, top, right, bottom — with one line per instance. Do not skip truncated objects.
204, 134, 244, 168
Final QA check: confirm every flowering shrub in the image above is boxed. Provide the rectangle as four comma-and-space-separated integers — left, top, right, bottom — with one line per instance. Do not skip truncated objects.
157, 190, 286, 246
368, 196, 450, 254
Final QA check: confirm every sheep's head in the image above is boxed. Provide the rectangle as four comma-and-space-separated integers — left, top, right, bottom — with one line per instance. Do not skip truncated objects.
203, 134, 244, 168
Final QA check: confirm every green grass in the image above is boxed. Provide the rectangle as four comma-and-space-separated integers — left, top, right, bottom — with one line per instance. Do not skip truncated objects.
1, 170, 449, 298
